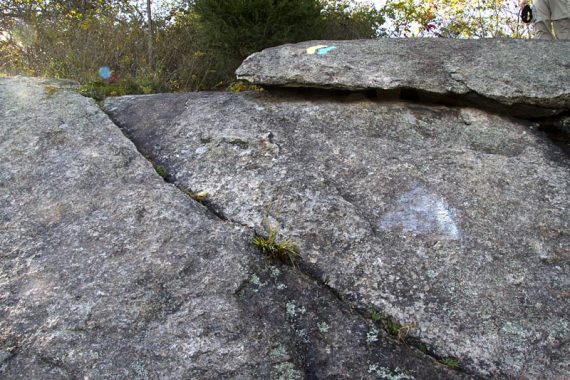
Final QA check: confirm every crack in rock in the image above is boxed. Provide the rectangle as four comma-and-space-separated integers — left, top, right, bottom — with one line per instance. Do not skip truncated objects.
102, 89, 570, 379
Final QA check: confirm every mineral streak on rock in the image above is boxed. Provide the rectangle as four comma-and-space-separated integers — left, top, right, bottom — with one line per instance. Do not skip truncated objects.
236, 39, 570, 116
104, 90, 570, 379
1, 77, 465, 378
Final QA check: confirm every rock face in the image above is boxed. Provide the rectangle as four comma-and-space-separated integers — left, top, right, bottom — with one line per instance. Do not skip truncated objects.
3, 38, 570, 380
104, 90, 570, 379
0, 77, 465, 379
236, 39, 570, 116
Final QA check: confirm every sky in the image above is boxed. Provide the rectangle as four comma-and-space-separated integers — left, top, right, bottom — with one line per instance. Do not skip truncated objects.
355, 0, 387, 9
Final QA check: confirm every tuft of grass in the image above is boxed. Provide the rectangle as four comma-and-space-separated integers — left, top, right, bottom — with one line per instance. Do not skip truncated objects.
252, 227, 299, 266
416, 342, 429, 354
154, 165, 168, 179
184, 189, 208, 203
79, 78, 167, 101
370, 311, 415, 341
226, 80, 264, 93
379, 314, 402, 337
439, 357, 461, 370
44, 85, 59, 97
143, 155, 169, 180
370, 310, 382, 322
397, 322, 417, 341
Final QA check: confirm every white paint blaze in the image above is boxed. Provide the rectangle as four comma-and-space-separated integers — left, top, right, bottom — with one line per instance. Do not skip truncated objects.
378, 184, 461, 240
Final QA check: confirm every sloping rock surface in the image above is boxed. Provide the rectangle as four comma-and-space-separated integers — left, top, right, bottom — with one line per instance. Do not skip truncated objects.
236, 39, 570, 116
0, 77, 465, 379
105, 90, 570, 379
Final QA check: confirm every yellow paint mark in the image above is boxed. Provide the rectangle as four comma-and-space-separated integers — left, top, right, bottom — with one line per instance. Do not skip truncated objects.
306, 45, 328, 55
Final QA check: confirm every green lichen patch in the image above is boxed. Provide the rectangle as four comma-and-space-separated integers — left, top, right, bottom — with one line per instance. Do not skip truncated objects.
368, 364, 415, 379
317, 321, 330, 334
270, 362, 302, 380
269, 266, 281, 278
249, 273, 268, 292
285, 301, 306, 318
270, 344, 288, 361
367, 327, 379, 343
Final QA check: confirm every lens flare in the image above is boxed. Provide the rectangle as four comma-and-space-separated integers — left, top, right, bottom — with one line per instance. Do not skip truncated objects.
98, 66, 111, 80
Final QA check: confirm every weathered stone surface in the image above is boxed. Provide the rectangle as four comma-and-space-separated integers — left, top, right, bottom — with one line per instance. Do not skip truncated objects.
1, 77, 464, 379
236, 39, 570, 116
105, 90, 570, 379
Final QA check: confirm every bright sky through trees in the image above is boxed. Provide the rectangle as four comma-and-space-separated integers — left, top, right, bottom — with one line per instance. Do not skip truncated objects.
356, 0, 387, 8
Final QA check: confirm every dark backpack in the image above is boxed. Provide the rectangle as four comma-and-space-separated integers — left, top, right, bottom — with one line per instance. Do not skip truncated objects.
521, 4, 534, 23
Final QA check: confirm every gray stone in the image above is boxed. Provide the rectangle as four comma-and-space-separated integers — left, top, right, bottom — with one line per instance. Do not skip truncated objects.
236, 39, 570, 116
1, 77, 463, 379
104, 90, 570, 379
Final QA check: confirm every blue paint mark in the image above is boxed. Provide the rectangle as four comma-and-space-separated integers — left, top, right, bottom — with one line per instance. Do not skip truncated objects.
317, 46, 337, 55
98, 66, 111, 80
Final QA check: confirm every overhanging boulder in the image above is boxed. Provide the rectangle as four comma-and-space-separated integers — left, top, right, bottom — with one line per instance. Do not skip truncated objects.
236, 39, 570, 117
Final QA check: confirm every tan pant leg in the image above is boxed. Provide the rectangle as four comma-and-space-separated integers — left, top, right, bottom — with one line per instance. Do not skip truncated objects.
532, 0, 553, 38
533, 20, 555, 39
552, 18, 570, 39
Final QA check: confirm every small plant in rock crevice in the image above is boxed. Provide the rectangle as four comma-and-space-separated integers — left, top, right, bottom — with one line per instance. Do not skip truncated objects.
44, 85, 59, 97
370, 310, 416, 341
154, 164, 168, 179
183, 189, 209, 203
439, 357, 461, 370
144, 155, 169, 180
252, 226, 299, 266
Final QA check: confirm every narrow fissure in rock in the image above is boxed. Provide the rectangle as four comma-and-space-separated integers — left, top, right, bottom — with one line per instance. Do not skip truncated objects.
101, 86, 569, 379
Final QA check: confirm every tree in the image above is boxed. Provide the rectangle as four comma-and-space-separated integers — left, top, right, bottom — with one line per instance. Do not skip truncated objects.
192, 0, 324, 61
379, 0, 531, 39
0, 0, 150, 78
147, 0, 154, 69
319, 0, 386, 39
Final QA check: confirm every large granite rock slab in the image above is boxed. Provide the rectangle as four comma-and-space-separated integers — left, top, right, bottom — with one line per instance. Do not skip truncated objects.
105, 91, 570, 379
0, 77, 463, 379
236, 39, 570, 116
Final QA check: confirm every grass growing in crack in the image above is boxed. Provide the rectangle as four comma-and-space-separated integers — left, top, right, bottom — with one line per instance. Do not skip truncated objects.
370, 310, 382, 323
154, 164, 168, 179
184, 189, 208, 203
370, 310, 415, 341
370, 310, 460, 371
252, 227, 299, 266
416, 342, 429, 354
439, 357, 461, 370
144, 155, 169, 180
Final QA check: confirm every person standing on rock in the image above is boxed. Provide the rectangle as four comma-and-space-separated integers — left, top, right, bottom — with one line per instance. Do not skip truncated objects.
520, 0, 570, 39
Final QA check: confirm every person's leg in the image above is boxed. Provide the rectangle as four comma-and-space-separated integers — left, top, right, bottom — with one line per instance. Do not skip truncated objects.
548, 0, 570, 22
534, 20, 554, 38
552, 18, 570, 39
533, 0, 555, 39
